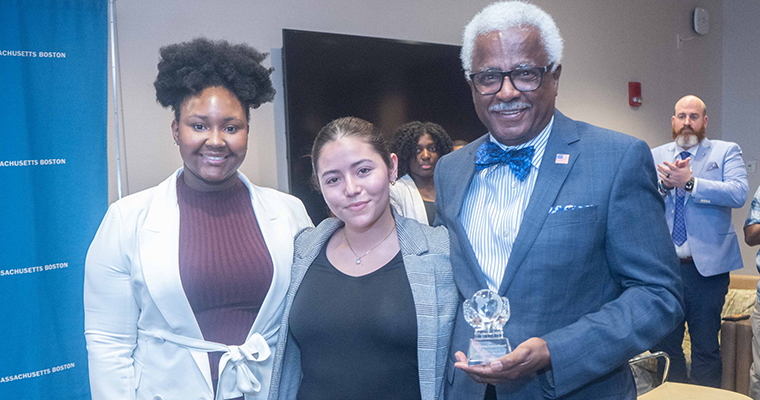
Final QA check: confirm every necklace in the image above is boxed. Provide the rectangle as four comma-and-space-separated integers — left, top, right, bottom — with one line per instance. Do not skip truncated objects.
344, 226, 395, 264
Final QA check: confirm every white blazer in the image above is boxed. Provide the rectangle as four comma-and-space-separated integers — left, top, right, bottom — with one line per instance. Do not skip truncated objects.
390, 174, 429, 225
84, 169, 312, 400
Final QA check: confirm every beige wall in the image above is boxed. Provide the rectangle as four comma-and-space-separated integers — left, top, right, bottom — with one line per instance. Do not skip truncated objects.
108, 0, 759, 276
723, 0, 760, 276
108, 0, 723, 196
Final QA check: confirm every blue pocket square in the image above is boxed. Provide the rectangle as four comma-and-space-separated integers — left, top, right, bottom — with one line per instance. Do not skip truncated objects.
548, 204, 596, 214
706, 161, 719, 171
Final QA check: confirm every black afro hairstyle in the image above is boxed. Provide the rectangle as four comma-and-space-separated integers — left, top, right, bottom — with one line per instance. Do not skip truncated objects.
154, 37, 276, 121
391, 121, 453, 177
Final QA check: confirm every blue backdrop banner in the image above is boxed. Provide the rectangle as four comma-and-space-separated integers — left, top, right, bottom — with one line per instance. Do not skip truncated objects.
0, 1, 107, 398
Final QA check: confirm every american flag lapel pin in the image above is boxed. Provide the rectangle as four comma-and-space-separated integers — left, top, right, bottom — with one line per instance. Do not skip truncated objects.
555, 154, 569, 164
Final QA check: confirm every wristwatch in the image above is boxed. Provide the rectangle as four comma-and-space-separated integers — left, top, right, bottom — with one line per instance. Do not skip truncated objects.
659, 180, 673, 192
684, 177, 695, 192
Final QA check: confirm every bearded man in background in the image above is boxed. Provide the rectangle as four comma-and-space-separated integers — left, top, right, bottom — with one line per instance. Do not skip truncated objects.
651, 94, 749, 387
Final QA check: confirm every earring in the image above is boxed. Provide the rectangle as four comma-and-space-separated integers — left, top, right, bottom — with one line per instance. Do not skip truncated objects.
390, 177, 397, 185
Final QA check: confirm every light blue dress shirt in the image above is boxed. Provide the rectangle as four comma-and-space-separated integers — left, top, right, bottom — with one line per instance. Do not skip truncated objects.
460, 117, 553, 290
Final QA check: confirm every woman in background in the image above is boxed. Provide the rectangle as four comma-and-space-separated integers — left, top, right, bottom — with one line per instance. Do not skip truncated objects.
390, 121, 453, 225
84, 38, 312, 400
268, 117, 458, 400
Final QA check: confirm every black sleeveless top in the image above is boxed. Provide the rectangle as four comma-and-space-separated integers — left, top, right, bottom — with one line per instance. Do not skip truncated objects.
289, 243, 422, 400
423, 200, 436, 225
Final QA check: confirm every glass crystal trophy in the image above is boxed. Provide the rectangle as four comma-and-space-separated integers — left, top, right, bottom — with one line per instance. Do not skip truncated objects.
463, 289, 512, 365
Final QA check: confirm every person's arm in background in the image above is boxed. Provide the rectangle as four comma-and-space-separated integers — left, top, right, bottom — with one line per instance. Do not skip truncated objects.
744, 186, 760, 246
746, 225, 760, 246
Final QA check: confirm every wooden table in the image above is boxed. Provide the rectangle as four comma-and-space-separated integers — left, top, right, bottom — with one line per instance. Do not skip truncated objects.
640, 382, 752, 399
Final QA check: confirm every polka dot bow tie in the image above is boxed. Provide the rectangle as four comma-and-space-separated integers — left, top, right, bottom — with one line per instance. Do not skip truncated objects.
474, 141, 535, 181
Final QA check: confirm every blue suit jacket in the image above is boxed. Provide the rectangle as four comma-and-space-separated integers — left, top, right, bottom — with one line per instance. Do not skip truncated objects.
651, 138, 748, 277
434, 110, 684, 399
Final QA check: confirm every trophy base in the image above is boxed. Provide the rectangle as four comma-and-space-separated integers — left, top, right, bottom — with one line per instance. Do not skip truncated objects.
467, 337, 511, 366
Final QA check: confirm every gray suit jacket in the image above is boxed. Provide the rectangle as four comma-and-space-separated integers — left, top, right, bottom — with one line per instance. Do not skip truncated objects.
435, 110, 683, 399
651, 138, 748, 276
268, 214, 459, 400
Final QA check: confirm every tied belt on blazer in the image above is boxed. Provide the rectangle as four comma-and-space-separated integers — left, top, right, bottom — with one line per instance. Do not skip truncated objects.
138, 329, 271, 400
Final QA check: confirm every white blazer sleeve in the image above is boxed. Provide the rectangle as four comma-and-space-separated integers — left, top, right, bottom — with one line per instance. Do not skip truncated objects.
84, 204, 140, 400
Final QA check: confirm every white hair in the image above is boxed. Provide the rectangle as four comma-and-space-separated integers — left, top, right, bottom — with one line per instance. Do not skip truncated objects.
461, 1, 563, 78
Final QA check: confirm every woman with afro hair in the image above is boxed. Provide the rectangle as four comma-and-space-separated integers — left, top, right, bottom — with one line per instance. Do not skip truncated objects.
390, 121, 453, 225
84, 38, 312, 400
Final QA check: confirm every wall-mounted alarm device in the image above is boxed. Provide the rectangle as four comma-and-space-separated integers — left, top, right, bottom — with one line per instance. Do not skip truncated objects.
694, 8, 709, 35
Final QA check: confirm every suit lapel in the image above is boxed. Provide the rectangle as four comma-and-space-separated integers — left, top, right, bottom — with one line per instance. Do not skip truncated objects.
446, 136, 490, 293
665, 143, 676, 160
137, 172, 215, 388
672, 139, 710, 205
139, 171, 203, 339
687, 139, 712, 204
659, 144, 676, 202
290, 218, 342, 301
448, 136, 484, 219
395, 216, 438, 400
245, 179, 294, 341
690, 138, 711, 175
498, 112, 580, 295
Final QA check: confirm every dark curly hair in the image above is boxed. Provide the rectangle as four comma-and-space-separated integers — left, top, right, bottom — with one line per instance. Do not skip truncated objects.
154, 37, 276, 121
390, 121, 453, 177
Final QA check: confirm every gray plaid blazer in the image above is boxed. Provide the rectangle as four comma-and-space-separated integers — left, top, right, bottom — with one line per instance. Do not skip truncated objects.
268, 214, 459, 400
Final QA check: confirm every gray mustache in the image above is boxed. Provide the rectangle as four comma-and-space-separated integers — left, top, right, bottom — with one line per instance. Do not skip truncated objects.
489, 102, 531, 112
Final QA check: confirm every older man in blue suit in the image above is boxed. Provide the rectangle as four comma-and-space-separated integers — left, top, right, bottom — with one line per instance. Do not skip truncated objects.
434, 2, 684, 399
651, 95, 748, 387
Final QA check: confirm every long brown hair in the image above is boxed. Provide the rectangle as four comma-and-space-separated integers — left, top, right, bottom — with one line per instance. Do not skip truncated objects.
310, 117, 392, 191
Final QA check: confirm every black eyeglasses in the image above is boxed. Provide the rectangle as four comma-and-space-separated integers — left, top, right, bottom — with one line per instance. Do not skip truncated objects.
469, 64, 552, 95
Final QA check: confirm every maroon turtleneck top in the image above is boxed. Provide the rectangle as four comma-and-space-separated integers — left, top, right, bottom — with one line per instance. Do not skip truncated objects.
176, 174, 273, 393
